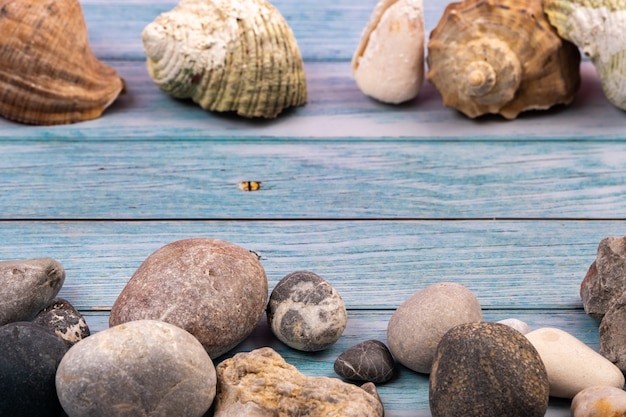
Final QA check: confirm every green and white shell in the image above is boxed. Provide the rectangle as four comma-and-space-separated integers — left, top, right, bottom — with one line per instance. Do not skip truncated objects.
544, 0, 626, 110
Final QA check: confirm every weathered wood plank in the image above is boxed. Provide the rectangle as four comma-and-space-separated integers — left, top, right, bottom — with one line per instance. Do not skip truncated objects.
0, 61, 620, 140
2, 138, 626, 219
82, 309, 598, 417
0, 220, 607, 311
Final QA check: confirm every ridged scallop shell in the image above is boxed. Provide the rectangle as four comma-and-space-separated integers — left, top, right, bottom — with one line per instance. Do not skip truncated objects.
426, 0, 581, 119
352, 0, 425, 104
142, 0, 307, 119
0, 0, 125, 125
544, 0, 626, 110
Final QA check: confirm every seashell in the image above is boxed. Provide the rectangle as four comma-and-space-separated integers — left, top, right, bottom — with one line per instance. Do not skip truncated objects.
544, 0, 626, 110
0, 0, 125, 125
426, 0, 581, 119
352, 0, 425, 104
142, 0, 307, 119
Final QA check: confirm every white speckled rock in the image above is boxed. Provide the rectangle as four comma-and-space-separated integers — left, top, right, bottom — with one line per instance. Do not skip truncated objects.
498, 318, 531, 335
267, 270, 347, 351
387, 282, 482, 374
214, 347, 384, 417
56, 320, 217, 417
526, 327, 625, 398
571, 386, 626, 417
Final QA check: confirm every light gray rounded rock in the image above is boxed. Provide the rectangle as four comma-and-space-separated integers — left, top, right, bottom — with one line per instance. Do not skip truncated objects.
56, 319, 216, 417
267, 270, 347, 351
109, 238, 268, 358
0, 258, 65, 326
572, 386, 626, 417
387, 282, 482, 374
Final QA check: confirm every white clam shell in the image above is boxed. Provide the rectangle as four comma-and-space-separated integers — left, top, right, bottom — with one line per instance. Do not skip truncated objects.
352, 0, 425, 104
544, 0, 626, 110
142, 0, 307, 118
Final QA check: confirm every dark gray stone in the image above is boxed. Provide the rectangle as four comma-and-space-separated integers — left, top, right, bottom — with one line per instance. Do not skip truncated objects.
334, 340, 395, 383
56, 320, 217, 417
581, 236, 626, 320
109, 238, 268, 358
429, 322, 549, 417
0, 321, 68, 417
267, 270, 347, 351
0, 258, 65, 326
32, 297, 90, 348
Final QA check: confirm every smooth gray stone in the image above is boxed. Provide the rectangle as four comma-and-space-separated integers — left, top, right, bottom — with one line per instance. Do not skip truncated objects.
32, 297, 90, 348
429, 322, 549, 417
56, 320, 216, 417
267, 270, 347, 351
334, 340, 395, 383
0, 322, 68, 417
0, 258, 65, 326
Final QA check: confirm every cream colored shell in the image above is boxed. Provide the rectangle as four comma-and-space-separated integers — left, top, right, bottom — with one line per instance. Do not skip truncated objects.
0, 0, 125, 125
426, 0, 581, 119
352, 0, 425, 104
142, 0, 307, 118
544, 0, 626, 110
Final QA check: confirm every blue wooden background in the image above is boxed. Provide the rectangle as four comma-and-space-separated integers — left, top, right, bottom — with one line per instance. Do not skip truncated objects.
1, 0, 623, 415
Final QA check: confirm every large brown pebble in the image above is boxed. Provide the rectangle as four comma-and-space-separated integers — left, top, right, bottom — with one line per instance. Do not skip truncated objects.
387, 282, 482, 373
0, 258, 65, 326
109, 238, 268, 358
600, 291, 626, 373
429, 322, 549, 417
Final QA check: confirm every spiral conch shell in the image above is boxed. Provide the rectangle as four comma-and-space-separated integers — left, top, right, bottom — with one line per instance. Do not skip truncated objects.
426, 0, 581, 119
0, 0, 125, 125
544, 0, 626, 110
352, 0, 425, 104
142, 0, 307, 119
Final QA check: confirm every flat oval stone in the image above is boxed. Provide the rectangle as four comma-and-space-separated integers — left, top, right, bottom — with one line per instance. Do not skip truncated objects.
109, 238, 268, 358
429, 322, 549, 417
56, 320, 216, 417
32, 297, 90, 347
0, 258, 65, 326
214, 347, 383, 417
267, 270, 347, 351
387, 282, 482, 373
526, 327, 625, 398
0, 322, 68, 417
572, 386, 626, 417
498, 318, 531, 335
334, 340, 395, 383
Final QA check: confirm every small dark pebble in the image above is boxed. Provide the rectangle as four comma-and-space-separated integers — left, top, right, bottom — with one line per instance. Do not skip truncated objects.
0, 321, 68, 417
334, 340, 395, 383
32, 297, 90, 348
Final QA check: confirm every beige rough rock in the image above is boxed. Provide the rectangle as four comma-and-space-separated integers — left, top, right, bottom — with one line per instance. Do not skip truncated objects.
214, 347, 384, 417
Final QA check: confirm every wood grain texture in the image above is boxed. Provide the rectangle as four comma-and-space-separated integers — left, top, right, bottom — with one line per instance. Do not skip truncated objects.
2, 138, 626, 219
0, 220, 607, 311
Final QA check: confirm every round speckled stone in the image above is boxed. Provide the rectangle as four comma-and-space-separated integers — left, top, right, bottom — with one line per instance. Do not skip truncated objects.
0, 322, 68, 417
267, 270, 347, 351
56, 320, 216, 417
334, 340, 395, 383
429, 322, 549, 417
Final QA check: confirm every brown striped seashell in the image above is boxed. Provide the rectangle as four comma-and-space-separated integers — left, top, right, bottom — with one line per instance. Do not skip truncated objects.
0, 0, 125, 125
142, 0, 307, 119
426, 0, 581, 119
